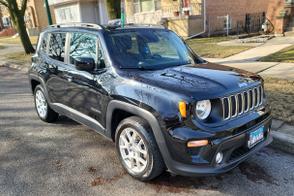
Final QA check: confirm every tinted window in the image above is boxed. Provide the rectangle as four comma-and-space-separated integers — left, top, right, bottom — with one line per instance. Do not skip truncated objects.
69, 33, 97, 65
48, 33, 66, 62
40, 33, 48, 53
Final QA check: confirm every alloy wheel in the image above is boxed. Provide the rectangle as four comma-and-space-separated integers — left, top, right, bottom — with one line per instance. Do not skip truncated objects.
119, 127, 149, 174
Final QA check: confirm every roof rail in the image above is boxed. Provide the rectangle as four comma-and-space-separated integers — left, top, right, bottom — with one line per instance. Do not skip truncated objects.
105, 23, 166, 30
49, 23, 104, 30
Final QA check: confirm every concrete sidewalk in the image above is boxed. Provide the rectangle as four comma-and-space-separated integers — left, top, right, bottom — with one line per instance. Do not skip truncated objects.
205, 36, 294, 80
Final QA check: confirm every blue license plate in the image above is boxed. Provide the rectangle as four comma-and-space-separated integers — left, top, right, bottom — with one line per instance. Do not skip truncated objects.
248, 126, 264, 148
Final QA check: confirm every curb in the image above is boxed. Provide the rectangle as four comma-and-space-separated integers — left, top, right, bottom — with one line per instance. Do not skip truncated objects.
270, 131, 294, 155
0, 61, 29, 72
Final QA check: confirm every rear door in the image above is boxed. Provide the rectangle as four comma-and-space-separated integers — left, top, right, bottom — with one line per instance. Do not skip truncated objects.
44, 32, 70, 105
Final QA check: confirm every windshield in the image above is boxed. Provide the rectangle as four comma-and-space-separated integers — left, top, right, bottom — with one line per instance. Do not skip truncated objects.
104, 29, 202, 69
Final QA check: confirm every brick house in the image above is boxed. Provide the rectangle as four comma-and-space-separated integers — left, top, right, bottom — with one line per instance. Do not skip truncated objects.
124, 0, 294, 37
48, 0, 109, 25
267, 0, 294, 34
0, 0, 56, 36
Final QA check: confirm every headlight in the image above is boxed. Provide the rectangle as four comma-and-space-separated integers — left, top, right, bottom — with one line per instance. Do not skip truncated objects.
195, 100, 211, 120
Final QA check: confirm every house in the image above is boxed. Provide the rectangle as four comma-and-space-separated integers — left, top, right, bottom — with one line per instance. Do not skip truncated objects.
125, 0, 203, 37
267, 0, 294, 35
124, 0, 294, 37
48, 0, 109, 25
0, 0, 56, 36
25, 0, 56, 35
0, 0, 110, 36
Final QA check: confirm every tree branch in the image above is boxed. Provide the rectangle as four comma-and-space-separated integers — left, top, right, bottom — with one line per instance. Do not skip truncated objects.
0, 0, 9, 8
20, 0, 28, 14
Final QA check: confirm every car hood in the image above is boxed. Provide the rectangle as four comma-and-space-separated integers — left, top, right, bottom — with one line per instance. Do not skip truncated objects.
122, 63, 262, 100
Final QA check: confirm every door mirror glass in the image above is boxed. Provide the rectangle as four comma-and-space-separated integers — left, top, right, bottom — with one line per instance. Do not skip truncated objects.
73, 57, 95, 72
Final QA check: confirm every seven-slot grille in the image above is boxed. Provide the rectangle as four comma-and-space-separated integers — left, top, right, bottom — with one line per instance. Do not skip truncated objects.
221, 86, 264, 120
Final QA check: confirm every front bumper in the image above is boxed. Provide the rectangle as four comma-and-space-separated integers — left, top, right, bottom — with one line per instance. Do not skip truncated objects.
158, 113, 272, 177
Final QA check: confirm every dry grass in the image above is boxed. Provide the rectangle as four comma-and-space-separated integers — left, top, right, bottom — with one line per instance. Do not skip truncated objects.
186, 37, 253, 58
5, 52, 32, 64
0, 36, 38, 45
264, 77, 294, 125
260, 45, 294, 63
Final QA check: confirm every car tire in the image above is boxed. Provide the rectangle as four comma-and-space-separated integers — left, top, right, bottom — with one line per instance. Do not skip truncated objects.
34, 85, 58, 123
115, 116, 165, 181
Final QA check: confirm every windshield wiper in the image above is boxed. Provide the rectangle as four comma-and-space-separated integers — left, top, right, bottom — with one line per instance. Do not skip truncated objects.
120, 65, 154, 70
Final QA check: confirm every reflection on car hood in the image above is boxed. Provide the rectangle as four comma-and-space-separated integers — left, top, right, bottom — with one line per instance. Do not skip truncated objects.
123, 63, 262, 99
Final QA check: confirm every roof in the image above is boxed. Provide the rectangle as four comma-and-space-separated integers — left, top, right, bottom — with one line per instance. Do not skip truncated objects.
45, 23, 166, 32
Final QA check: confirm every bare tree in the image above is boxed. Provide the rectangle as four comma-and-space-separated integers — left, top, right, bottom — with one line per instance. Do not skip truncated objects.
0, 0, 35, 54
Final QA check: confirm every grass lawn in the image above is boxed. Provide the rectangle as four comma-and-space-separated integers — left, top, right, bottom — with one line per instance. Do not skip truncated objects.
264, 78, 294, 125
0, 36, 38, 45
186, 37, 253, 58
260, 45, 294, 63
5, 52, 32, 64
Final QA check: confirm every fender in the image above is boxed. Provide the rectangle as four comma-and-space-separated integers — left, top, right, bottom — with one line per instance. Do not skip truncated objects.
28, 73, 52, 103
106, 100, 181, 173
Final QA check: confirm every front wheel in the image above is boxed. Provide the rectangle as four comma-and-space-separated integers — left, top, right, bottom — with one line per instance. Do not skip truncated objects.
115, 116, 165, 181
34, 85, 58, 123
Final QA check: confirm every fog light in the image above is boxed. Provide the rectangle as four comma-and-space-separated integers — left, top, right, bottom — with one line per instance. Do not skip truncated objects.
215, 152, 223, 164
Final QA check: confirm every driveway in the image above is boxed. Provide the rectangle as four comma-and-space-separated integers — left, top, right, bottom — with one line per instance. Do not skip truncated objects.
0, 67, 294, 196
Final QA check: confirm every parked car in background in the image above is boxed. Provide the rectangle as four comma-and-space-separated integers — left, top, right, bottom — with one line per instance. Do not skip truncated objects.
28, 23, 272, 181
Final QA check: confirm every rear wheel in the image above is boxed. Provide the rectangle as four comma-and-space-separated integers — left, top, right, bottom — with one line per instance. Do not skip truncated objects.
115, 116, 165, 181
34, 85, 58, 123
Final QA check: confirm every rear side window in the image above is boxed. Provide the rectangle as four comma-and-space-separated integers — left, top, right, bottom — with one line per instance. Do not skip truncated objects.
48, 33, 66, 62
39, 33, 48, 53
69, 33, 97, 65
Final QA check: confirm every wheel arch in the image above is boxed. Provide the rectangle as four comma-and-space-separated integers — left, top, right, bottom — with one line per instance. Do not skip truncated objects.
29, 74, 51, 102
106, 100, 174, 172
106, 100, 159, 141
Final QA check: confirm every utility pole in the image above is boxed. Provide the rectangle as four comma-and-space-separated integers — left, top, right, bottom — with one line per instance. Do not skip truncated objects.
226, 14, 229, 36
44, 0, 53, 25
121, 0, 125, 28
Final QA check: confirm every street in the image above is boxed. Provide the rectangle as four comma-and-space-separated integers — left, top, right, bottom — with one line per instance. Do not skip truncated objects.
0, 66, 293, 196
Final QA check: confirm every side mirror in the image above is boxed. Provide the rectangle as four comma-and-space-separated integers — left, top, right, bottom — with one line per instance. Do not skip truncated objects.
73, 57, 95, 72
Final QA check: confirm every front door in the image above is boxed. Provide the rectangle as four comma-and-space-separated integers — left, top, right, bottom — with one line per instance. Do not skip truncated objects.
63, 32, 108, 125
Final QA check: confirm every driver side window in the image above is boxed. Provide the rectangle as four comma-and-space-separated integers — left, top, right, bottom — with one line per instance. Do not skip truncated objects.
69, 33, 106, 70
70, 33, 97, 64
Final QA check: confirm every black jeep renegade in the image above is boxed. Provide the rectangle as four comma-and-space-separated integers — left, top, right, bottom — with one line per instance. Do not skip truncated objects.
29, 23, 272, 181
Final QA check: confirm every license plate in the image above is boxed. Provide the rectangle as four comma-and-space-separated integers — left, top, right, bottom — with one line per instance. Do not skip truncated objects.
248, 126, 264, 148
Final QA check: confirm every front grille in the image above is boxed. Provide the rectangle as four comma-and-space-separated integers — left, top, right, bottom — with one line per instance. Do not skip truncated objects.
221, 86, 264, 120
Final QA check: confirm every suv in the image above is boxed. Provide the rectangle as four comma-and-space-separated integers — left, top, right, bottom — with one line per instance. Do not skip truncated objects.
29, 23, 272, 181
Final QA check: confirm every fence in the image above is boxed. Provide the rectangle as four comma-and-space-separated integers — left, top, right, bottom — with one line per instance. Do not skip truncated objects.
207, 12, 266, 36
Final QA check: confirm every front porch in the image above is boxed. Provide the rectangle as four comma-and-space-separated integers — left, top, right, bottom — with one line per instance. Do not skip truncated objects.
125, 0, 204, 37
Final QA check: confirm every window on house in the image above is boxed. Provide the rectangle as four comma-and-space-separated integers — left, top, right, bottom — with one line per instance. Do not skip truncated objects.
133, 0, 161, 13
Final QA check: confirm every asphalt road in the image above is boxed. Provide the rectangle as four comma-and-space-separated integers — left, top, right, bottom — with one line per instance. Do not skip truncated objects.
0, 66, 293, 196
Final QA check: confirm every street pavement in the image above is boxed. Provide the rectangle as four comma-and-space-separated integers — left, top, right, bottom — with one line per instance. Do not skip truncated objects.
0, 66, 294, 196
